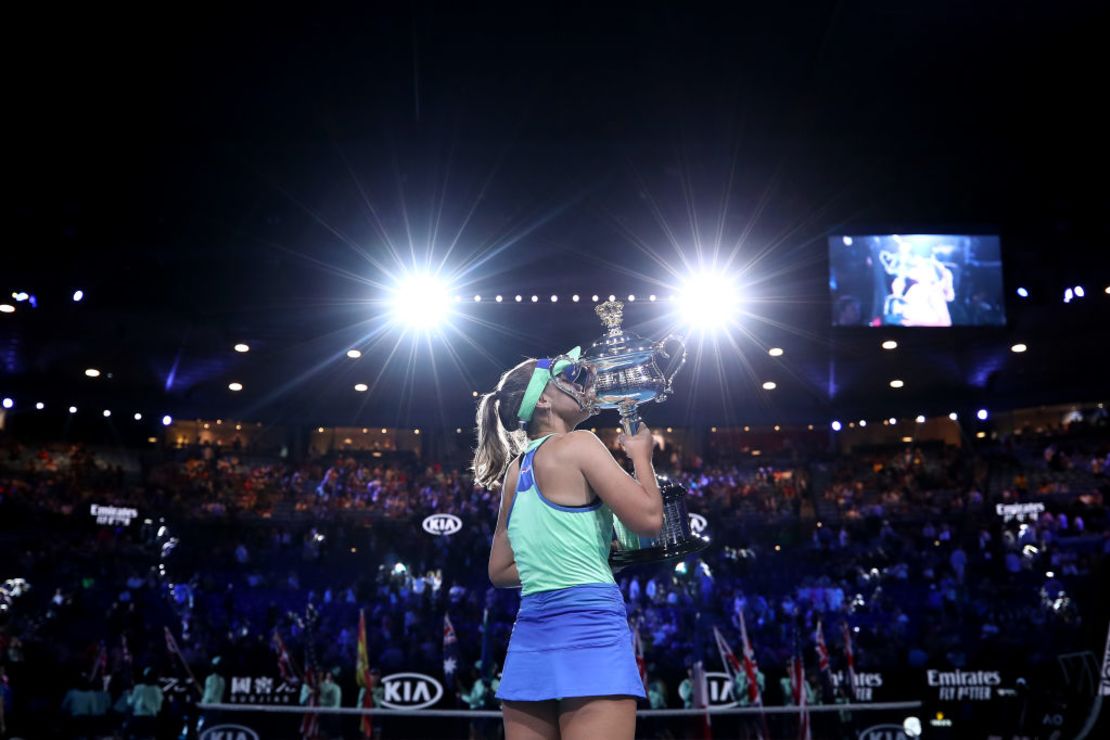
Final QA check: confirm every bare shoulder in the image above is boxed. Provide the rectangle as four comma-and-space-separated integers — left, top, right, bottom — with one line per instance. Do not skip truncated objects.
564, 429, 604, 449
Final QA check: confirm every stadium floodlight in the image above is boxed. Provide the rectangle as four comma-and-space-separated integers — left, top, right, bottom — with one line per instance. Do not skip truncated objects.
1, 398, 12, 409
389, 272, 453, 330
73, 290, 85, 302
1010, 343, 1027, 353
1074, 285, 1085, 298
346, 349, 362, 359
162, 415, 173, 426
36, 402, 45, 410
881, 340, 898, 350
228, 382, 243, 392
890, 379, 904, 388
761, 381, 776, 390
1016, 287, 1028, 298
977, 408, 989, 421
831, 420, 842, 431
768, 347, 784, 357
948, 412, 958, 421
234, 343, 250, 353
676, 271, 741, 330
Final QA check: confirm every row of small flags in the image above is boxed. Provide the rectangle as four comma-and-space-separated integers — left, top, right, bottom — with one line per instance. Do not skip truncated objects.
153, 604, 857, 740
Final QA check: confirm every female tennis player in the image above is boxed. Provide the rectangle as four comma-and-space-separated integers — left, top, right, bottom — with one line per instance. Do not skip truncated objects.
472, 348, 664, 740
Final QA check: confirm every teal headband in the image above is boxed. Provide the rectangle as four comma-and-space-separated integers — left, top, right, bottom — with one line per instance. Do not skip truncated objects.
516, 346, 582, 428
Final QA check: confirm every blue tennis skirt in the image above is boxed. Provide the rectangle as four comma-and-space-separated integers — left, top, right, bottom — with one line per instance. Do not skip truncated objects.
496, 583, 646, 701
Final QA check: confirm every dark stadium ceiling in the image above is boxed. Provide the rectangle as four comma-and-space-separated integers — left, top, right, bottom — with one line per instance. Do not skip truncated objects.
4, 3, 1108, 430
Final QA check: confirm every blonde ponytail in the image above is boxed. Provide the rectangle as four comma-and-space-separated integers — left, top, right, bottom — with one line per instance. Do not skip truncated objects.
471, 358, 537, 489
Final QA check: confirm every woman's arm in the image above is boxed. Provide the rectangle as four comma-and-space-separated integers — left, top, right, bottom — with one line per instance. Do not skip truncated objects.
569, 429, 663, 536
488, 468, 522, 589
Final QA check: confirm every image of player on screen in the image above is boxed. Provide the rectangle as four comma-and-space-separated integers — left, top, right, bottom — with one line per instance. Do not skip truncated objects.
879, 236, 956, 326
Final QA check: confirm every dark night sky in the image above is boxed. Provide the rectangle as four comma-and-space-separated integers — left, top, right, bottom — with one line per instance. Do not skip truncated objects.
5, 2, 1109, 430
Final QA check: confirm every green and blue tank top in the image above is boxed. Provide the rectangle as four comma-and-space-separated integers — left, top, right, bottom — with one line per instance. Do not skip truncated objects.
507, 433, 616, 596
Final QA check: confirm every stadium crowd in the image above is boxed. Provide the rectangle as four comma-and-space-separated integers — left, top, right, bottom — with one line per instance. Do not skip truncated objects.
0, 419, 1107, 738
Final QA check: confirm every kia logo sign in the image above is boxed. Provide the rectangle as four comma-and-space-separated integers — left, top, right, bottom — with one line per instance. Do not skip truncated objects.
381, 672, 444, 710
688, 513, 707, 535
200, 725, 259, 740
422, 514, 462, 536
857, 725, 909, 740
704, 672, 738, 707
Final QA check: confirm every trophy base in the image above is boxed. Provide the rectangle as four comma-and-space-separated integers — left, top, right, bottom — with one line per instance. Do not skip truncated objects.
609, 534, 710, 568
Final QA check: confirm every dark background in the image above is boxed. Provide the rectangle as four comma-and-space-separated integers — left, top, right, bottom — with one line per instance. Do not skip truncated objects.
4, 2, 1108, 431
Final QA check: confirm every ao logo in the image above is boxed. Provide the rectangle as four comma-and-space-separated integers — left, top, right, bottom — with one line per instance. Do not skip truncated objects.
422, 514, 463, 536
200, 726, 259, 740
857, 725, 908, 740
688, 513, 708, 535
704, 672, 738, 707
381, 672, 444, 709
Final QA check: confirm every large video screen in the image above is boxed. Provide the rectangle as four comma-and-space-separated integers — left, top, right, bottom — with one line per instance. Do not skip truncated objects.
829, 234, 1005, 327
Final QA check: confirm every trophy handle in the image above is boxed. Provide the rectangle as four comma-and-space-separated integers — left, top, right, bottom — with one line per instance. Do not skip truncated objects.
654, 334, 687, 397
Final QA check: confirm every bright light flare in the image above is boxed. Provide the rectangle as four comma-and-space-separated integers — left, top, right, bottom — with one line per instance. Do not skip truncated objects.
389, 272, 453, 330
675, 272, 741, 330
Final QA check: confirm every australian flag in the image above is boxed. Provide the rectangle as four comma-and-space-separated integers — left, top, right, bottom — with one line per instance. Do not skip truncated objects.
443, 613, 460, 683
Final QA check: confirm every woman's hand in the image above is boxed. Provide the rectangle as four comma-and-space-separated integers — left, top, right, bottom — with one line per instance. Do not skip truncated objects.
617, 422, 654, 461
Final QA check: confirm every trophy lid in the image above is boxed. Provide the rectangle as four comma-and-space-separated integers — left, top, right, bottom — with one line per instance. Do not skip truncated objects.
582, 300, 656, 361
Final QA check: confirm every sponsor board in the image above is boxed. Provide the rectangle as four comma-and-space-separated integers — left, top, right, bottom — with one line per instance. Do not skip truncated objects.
828, 670, 884, 701
422, 514, 463, 536
688, 513, 708, 535
381, 672, 444, 709
703, 671, 739, 707
200, 725, 260, 740
995, 502, 1045, 523
90, 504, 139, 526
857, 725, 908, 740
228, 676, 299, 704
926, 669, 1002, 701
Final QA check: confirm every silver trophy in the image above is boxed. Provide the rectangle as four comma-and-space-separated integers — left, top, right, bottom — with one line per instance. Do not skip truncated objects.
549, 299, 708, 567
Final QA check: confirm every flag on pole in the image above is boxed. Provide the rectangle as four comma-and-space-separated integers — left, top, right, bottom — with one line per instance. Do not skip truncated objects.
814, 618, 832, 702
478, 607, 492, 682
692, 613, 713, 740
163, 626, 202, 698
841, 621, 857, 702
444, 613, 460, 682
632, 618, 648, 691
88, 640, 108, 683
300, 606, 321, 740
357, 610, 374, 738
814, 620, 830, 673
272, 630, 299, 683
712, 626, 739, 694
790, 625, 812, 740
121, 634, 132, 670
738, 610, 763, 705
